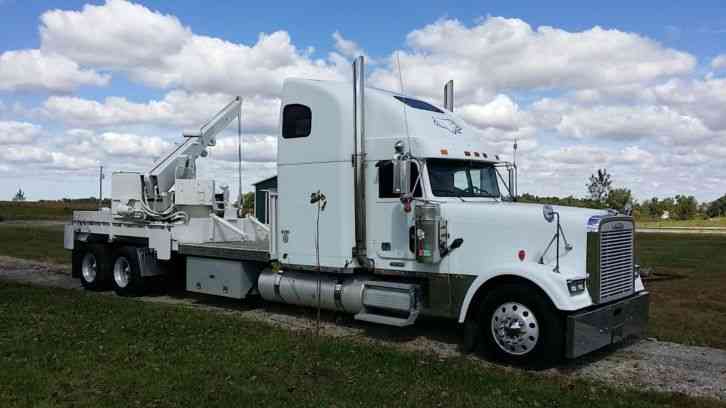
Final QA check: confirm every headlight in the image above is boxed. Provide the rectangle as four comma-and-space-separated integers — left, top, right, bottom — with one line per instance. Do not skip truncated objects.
634, 264, 641, 278
567, 278, 587, 295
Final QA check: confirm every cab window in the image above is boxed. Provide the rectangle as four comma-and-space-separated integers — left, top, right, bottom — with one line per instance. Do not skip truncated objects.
377, 160, 422, 198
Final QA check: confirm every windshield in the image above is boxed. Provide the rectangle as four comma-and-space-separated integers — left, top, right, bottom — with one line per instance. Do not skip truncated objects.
428, 159, 500, 198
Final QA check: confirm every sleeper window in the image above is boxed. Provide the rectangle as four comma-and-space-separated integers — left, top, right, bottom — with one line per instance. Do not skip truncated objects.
282, 104, 312, 139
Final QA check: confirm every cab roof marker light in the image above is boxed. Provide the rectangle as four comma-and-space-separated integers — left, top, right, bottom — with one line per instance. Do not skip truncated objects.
474, 152, 480, 157
464, 151, 471, 157
440, 148, 448, 155
482, 153, 488, 158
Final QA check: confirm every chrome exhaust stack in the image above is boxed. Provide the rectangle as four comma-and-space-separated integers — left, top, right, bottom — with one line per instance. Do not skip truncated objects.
352, 56, 371, 268
444, 80, 454, 112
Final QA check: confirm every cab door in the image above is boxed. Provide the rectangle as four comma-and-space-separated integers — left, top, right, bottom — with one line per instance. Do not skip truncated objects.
368, 160, 422, 263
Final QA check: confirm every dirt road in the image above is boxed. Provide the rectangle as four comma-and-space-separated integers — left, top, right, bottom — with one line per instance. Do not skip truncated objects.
1, 255, 724, 401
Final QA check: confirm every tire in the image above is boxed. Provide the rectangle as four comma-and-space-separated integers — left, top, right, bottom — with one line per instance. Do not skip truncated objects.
72, 243, 111, 290
478, 284, 563, 368
111, 246, 144, 296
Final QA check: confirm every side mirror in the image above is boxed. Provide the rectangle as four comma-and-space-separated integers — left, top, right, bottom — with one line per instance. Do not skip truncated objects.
542, 205, 555, 223
623, 203, 633, 216
393, 157, 411, 196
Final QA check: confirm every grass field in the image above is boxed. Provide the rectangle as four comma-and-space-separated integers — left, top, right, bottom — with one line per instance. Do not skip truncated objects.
0, 224, 69, 264
637, 217, 726, 228
0, 201, 101, 221
1, 223, 726, 349
1, 281, 722, 408
637, 233, 726, 348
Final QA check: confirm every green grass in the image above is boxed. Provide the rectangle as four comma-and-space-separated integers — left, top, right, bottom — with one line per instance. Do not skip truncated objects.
2, 224, 726, 350
0, 201, 100, 221
637, 233, 726, 348
0, 224, 69, 264
0, 282, 722, 408
637, 217, 726, 228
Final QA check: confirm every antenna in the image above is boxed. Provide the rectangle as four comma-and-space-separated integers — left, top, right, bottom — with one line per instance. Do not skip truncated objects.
395, 52, 412, 153
513, 137, 518, 197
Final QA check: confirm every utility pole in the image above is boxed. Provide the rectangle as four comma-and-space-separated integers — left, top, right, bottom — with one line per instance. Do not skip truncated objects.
99, 165, 104, 209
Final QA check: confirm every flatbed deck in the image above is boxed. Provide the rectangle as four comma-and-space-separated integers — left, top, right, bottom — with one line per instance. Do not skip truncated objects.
178, 241, 270, 262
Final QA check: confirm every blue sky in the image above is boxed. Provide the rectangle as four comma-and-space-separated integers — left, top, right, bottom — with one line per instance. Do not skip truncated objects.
0, 0, 725, 201
4, 1, 725, 58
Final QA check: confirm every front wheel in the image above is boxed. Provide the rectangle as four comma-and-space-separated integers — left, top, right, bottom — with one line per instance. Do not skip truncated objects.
479, 284, 563, 368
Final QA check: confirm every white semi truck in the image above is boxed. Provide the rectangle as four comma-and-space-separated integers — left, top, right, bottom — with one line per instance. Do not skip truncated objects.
64, 56, 648, 366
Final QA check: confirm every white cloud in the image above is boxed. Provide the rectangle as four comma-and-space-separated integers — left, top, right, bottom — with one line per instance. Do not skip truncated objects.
46, 152, 99, 170
37, 0, 343, 97
210, 135, 277, 162
553, 104, 711, 144
711, 54, 726, 70
652, 77, 726, 131
458, 95, 525, 130
0, 121, 42, 144
0, 145, 97, 170
0, 49, 109, 92
42, 91, 280, 132
130, 32, 343, 96
97, 132, 172, 158
0, 145, 52, 162
1, 2, 722, 201
332, 32, 368, 60
40, 0, 191, 69
369, 17, 695, 102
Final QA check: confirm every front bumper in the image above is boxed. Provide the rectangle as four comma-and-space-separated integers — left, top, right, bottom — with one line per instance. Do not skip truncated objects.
565, 291, 649, 359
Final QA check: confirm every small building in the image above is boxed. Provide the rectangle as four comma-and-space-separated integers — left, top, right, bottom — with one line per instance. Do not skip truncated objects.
660, 210, 670, 220
253, 175, 277, 224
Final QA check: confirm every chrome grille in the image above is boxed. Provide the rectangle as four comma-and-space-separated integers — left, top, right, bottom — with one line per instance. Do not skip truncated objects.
598, 223, 634, 303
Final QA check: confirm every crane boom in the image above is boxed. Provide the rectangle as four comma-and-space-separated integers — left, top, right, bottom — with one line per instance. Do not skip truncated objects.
146, 97, 242, 195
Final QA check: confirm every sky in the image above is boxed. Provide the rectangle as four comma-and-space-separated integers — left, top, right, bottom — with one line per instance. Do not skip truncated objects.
0, 0, 725, 202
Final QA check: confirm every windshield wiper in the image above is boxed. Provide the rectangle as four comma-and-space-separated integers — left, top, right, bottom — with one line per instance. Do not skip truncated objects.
432, 189, 467, 202
471, 185, 496, 197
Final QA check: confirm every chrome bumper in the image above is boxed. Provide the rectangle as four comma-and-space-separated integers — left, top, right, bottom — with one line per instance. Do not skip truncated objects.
565, 291, 649, 359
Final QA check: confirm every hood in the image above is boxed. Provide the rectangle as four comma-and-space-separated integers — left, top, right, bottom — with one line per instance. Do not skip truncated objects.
440, 201, 609, 277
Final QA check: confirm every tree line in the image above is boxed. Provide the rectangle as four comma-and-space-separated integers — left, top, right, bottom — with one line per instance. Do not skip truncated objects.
519, 169, 725, 221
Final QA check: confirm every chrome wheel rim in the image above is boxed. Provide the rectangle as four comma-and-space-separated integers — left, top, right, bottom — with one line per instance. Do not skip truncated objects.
491, 302, 539, 356
113, 257, 131, 289
81, 253, 97, 283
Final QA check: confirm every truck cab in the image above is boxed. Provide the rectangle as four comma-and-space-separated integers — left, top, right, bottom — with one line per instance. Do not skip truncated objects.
274, 66, 648, 364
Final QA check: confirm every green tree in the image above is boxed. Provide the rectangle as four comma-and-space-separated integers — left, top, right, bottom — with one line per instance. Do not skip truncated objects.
706, 194, 726, 218
12, 188, 26, 202
606, 188, 632, 211
660, 197, 675, 217
242, 192, 255, 210
587, 169, 612, 203
673, 195, 697, 220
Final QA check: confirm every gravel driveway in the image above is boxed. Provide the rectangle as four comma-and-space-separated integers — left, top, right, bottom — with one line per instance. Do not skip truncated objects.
1, 255, 725, 401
